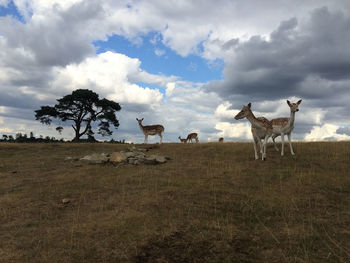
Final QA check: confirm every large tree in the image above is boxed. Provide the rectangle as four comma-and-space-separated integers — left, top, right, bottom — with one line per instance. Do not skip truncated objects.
35, 89, 121, 141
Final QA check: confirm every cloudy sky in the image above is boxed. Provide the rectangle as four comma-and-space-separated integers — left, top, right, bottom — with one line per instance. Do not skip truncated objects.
1, 0, 350, 143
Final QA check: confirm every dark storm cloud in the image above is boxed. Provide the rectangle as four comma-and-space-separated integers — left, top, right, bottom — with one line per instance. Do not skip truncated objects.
0, 0, 103, 67
207, 7, 350, 104
337, 127, 350, 136
0, 90, 42, 109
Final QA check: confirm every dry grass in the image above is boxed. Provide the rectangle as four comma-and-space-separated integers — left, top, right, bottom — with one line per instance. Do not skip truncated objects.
0, 142, 350, 262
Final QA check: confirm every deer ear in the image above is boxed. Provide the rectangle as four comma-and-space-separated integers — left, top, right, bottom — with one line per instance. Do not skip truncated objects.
141, 118, 144, 121
248, 103, 251, 108
297, 99, 302, 105
136, 118, 138, 121
287, 100, 291, 106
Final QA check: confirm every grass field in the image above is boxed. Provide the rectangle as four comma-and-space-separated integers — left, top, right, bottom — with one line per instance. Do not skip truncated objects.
1, 142, 350, 262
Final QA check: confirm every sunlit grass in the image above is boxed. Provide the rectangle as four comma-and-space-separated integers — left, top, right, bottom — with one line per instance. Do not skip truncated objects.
0, 142, 350, 262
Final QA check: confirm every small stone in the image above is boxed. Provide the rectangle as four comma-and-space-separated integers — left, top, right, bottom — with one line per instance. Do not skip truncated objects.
80, 153, 109, 164
62, 198, 71, 205
128, 157, 139, 164
144, 155, 167, 164
110, 152, 128, 163
154, 155, 167, 163
124, 152, 135, 158
64, 157, 79, 162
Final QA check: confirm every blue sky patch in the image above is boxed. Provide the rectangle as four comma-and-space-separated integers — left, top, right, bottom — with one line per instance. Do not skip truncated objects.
94, 33, 223, 83
0, 0, 25, 23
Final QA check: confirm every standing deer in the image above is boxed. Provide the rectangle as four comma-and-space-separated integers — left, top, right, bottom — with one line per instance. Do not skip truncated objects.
234, 103, 273, 161
136, 118, 164, 144
178, 136, 187, 143
271, 100, 302, 156
186, 133, 199, 143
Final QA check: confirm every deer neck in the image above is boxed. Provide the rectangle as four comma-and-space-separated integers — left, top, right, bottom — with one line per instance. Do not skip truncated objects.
138, 123, 146, 133
246, 111, 265, 130
288, 110, 296, 127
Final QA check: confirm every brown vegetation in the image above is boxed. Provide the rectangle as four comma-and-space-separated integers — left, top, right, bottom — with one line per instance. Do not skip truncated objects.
1, 142, 350, 262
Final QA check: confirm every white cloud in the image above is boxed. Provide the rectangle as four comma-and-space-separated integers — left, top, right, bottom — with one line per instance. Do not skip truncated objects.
304, 123, 350, 141
52, 51, 164, 106
14, 0, 84, 20
0, 0, 9, 7
215, 122, 251, 140
166, 82, 176, 97
215, 101, 237, 120
0, 127, 13, 133
154, 48, 165, 56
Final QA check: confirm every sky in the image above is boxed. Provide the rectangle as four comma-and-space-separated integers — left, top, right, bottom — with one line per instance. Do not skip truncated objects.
1, 0, 350, 143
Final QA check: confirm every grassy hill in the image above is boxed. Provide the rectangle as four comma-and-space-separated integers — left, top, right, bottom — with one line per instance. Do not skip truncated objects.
1, 142, 350, 262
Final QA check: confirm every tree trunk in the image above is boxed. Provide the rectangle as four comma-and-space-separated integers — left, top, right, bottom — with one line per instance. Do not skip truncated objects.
72, 122, 81, 142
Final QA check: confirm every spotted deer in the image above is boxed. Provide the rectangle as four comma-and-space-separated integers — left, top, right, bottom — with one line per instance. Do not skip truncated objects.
186, 133, 199, 143
271, 100, 302, 156
251, 116, 271, 156
234, 103, 273, 161
136, 118, 164, 144
178, 136, 187, 143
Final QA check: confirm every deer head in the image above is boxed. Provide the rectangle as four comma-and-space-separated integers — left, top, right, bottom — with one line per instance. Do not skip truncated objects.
287, 100, 302, 113
136, 118, 144, 125
234, 103, 252, 120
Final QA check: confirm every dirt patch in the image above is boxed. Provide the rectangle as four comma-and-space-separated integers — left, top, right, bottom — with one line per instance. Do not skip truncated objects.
134, 230, 259, 263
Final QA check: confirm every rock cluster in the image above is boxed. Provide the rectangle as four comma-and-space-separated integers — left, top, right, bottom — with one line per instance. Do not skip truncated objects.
66, 146, 170, 165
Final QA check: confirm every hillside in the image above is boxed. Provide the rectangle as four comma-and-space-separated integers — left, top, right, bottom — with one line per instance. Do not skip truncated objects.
1, 142, 350, 262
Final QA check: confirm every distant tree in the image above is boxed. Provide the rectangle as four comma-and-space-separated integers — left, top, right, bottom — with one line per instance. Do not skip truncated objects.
29, 132, 35, 142
8, 135, 14, 142
56, 126, 63, 134
2, 134, 8, 141
35, 89, 121, 141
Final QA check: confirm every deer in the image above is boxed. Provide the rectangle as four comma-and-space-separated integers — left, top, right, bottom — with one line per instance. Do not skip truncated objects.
234, 103, 273, 161
271, 100, 302, 156
186, 133, 199, 143
178, 136, 187, 143
136, 118, 164, 144
218, 137, 224, 143
251, 116, 271, 156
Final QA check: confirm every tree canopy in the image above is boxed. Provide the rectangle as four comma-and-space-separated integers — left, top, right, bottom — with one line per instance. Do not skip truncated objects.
35, 89, 121, 141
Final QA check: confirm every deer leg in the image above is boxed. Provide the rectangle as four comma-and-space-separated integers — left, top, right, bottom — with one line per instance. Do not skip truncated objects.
262, 136, 268, 161
159, 133, 163, 144
253, 139, 259, 160
144, 134, 148, 144
281, 133, 285, 156
287, 133, 295, 155
252, 131, 259, 160
272, 134, 279, 151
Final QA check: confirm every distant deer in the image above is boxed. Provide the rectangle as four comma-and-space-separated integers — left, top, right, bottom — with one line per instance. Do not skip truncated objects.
136, 118, 164, 144
178, 136, 187, 143
186, 133, 199, 143
218, 137, 224, 143
271, 100, 302, 156
235, 103, 273, 161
